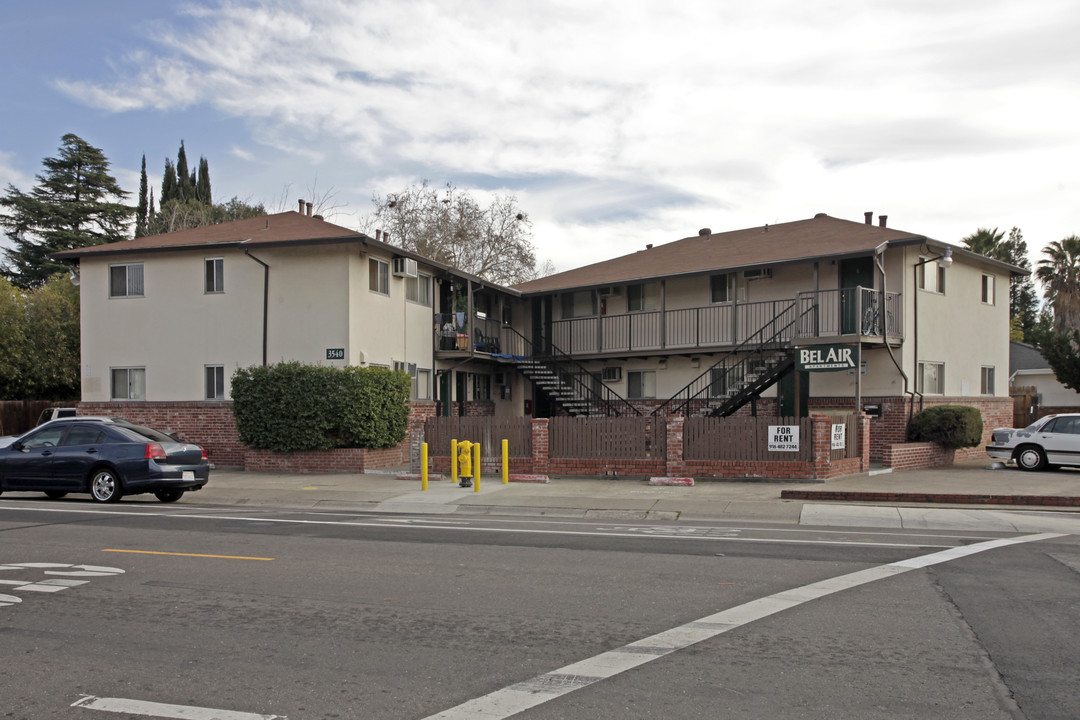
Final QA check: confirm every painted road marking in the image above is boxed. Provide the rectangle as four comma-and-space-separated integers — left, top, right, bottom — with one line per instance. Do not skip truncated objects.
0, 563, 123, 609
102, 549, 274, 561
0, 505, 961, 549
71, 695, 285, 719
419, 532, 1066, 720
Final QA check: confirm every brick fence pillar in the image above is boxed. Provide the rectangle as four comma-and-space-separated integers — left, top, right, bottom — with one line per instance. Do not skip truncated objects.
531, 418, 550, 474
665, 415, 686, 477
858, 412, 870, 472
811, 415, 832, 479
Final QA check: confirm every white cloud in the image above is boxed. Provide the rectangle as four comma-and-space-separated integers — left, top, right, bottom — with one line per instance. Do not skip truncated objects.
45, 0, 1080, 275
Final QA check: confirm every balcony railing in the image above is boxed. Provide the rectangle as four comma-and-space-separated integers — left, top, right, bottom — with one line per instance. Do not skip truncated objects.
548, 290, 901, 356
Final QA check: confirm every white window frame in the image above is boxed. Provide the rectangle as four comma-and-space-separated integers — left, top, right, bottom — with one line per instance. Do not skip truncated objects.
627, 370, 656, 399
369, 258, 389, 295
110, 367, 146, 400
561, 290, 597, 319
981, 366, 995, 395
981, 273, 995, 305
413, 368, 431, 400
710, 273, 736, 304
917, 361, 944, 395
205, 365, 225, 400
918, 258, 947, 294
406, 272, 433, 306
205, 257, 224, 294
626, 282, 659, 312
109, 263, 144, 298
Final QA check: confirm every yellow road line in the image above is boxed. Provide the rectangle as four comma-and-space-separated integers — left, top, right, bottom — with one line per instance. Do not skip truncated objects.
102, 549, 274, 561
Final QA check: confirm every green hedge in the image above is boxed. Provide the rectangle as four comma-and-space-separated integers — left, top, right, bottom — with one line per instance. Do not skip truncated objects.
230, 362, 411, 452
907, 405, 983, 449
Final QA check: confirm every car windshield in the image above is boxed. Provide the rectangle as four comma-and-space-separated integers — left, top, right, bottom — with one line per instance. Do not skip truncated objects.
111, 422, 177, 444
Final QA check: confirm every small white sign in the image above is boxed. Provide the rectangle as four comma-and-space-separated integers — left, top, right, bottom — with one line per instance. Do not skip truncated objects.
831, 423, 846, 450
768, 425, 800, 452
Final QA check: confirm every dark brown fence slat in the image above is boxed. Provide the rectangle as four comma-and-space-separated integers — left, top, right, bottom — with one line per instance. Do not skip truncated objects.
549, 416, 661, 460
424, 417, 532, 457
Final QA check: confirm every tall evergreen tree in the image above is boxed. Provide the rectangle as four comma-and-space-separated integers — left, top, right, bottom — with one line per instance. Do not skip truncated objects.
176, 140, 193, 202
136, 154, 149, 238
196, 156, 212, 204
161, 159, 178, 204
0, 133, 132, 289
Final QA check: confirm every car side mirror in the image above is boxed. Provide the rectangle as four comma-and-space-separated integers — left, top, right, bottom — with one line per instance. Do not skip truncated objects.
10, 442, 23, 452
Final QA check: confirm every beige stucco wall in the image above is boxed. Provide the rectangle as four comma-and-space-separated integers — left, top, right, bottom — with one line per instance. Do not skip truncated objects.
80, 242, 438, 402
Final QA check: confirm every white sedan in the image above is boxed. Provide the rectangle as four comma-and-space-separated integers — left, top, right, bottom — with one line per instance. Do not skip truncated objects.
986, 413, 1080, 471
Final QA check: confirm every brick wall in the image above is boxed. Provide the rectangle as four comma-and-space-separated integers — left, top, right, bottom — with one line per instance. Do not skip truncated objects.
882, 442, 955, 472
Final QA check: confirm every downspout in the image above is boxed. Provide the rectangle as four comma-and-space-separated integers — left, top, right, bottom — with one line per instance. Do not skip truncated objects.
873, 244, 915, 418
244, 248, 270, 366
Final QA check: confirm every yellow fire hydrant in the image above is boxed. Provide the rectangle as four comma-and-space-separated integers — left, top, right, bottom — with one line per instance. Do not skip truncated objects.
457, 440, 474, 487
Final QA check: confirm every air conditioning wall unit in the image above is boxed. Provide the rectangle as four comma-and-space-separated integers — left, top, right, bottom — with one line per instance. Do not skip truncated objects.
601, 366, 622, 382
392, 257, 418, 278
743, 267, 772, 280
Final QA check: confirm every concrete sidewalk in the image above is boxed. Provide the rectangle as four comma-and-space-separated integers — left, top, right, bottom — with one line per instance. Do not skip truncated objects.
193, 459, 1080, 529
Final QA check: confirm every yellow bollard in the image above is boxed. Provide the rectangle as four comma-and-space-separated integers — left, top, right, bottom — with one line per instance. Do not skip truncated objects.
502, 439, 509, 484
421, 443, 428, 491
451, 439, 458, 485
473, 442, 481, 492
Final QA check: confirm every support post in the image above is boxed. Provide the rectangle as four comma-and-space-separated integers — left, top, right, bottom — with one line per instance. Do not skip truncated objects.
421, 443, 428, 491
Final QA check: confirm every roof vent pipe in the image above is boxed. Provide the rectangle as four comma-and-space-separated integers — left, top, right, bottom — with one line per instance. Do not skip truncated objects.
298, 199, 305, 213
879, 215, 887, 228
864, 211, 873, 225
306, 202, 313, 217
698, 228, 711, 237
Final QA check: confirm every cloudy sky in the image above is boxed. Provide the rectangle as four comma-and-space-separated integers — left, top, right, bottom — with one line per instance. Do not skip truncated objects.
2, 0, 1079, 276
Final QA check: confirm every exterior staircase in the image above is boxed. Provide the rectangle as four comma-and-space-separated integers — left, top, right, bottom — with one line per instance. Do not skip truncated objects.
652, 302, 813, 417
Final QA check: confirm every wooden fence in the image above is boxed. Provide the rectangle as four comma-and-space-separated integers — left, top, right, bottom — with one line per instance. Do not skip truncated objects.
684, 416, 813, 461
424, 416, 532, 457
549, 416, 665, 460
0, 400, 74, 437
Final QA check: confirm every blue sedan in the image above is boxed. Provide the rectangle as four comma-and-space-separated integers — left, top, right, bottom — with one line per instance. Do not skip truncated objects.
0, 417, 209, 503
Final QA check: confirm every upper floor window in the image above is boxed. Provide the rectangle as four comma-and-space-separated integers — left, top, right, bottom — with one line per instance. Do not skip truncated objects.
918, 258, 946, 294
205, 258, 224, 293
710, 273, 736, 303
111, 367, 146, 400
561, 290, 596, 319
406, 272, 432, 305
981, 366, 995, 395
109, 263, 144, 298
369, 258, 389, 295
627, 282, 659, 312
981, 274, 995, 305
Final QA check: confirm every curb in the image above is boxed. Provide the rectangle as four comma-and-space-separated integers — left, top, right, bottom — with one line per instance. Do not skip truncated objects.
649, 477, 695, 486
780, 490, 1080, 508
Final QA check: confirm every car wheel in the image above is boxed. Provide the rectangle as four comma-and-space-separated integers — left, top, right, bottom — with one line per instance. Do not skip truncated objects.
1015, 445, 1047, 472
44, 491, 68, 499
89, 469, 124, 503
154, 489, 185, 503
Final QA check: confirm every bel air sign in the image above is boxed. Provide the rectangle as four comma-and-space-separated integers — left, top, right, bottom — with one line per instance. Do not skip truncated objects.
797, 344, 857, 372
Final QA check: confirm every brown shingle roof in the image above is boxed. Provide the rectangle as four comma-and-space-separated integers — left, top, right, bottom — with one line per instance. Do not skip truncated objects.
513, 214, 928, 293
53, 211, 362, 258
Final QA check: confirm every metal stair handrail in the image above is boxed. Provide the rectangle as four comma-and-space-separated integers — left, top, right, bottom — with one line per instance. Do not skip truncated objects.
503, 326, 641, 416
652, 300, 815, 417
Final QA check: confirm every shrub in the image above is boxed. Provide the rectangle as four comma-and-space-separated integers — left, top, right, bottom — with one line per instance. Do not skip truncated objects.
231, 362, 411, 452
907, 405, 983, 449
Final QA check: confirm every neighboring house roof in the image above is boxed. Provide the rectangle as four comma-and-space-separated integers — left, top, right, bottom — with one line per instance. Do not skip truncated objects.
512, 213, 1025, 294
1010, 340, 1050, 374
53, 210, 520, 295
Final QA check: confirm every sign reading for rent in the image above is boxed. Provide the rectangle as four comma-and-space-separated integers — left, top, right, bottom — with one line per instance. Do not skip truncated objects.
768, 425, 800, 452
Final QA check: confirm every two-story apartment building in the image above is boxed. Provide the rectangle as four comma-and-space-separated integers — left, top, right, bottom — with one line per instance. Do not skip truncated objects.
55, 208, 1022, 466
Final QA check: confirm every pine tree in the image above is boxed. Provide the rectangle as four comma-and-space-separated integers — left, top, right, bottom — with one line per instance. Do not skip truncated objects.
0, 133, 132, 289
136, 154, 149, 238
